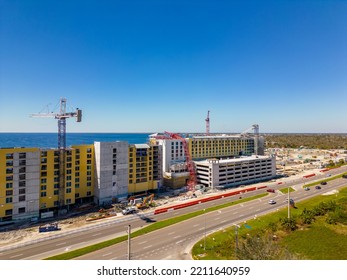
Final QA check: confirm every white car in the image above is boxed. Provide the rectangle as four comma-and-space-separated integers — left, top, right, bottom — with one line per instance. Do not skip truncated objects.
268, 200, 276, 205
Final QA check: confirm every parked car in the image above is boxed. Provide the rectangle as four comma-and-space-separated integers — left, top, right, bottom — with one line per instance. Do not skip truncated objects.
342, 174, 347, 179
320, 181, 327, 185
304, 187, 310, 191
267, 188, 275, 193
315, 185, 321, 190
268, 199, 276, 205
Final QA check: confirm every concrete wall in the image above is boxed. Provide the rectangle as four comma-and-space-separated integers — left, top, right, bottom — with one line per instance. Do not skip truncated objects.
94, 141, 129, 205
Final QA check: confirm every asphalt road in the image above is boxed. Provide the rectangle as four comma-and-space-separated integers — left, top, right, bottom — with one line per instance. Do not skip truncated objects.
0, 166, 346, 260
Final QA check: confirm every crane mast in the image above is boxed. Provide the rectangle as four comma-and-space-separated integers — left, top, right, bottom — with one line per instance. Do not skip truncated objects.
30, 97, 82, 211
205, 110, 210, 136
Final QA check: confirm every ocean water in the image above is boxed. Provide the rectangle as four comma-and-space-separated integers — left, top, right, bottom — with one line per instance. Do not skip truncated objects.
0, 133, 153, 149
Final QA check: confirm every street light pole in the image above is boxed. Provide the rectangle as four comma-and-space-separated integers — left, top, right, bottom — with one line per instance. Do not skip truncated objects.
233, 224, 240, 259
203, 209, 206, 251
127, 224, 131, 260
287, 186, 290, 219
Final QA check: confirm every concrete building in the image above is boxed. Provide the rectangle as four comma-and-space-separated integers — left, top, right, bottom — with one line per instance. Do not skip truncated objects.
195, 155, 276, 188
94, 141, 129, 205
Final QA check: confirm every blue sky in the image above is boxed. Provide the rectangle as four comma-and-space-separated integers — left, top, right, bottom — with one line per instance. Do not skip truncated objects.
1, 0, 346, 133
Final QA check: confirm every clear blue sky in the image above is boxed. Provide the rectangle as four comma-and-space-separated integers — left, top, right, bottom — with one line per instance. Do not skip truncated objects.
1, 0, 346, 133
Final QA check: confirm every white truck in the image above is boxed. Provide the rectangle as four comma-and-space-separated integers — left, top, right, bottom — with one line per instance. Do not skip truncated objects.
122, 207, 137, 215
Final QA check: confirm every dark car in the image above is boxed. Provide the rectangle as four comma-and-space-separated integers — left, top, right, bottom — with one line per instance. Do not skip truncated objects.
304, 187, 310, 191
315, 185, 321, 190
320, 181, 327, 185
267, 188, 275, 193
342, 174, 347, 179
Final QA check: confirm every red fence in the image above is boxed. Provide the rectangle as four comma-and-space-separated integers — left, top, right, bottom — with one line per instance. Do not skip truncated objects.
154, 185, 267, 215
303, 173, 316, 178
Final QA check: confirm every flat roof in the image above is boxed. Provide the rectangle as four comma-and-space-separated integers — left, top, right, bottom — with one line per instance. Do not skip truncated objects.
196, 155, 273, 164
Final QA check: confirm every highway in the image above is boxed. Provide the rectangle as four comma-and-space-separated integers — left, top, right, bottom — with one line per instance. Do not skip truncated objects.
0, 166, 346, 260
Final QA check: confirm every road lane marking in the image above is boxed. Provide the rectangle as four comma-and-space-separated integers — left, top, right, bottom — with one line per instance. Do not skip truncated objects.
138, 241, 147, 245
102, 252, 112, 257
215, 217, 221, 220
193, 224, 199, 227
173, 235, 181, 239
168, 231, 175, 235
10, 254, 23, 259
143, 245, 152, 249
92, 233, 102, 237
55, 242, 66, 246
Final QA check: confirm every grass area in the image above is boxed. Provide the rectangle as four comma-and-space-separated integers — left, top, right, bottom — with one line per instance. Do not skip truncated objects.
45, 192, 268, 260
280, 187, 295, 194
303, 172, 347, 188
283, 219, 347, 260
192, 187, 347, 260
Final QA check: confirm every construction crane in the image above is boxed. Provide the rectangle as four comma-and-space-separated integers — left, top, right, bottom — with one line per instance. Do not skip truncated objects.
240, 124, 259, 136
30, 97, 82, 211
205, 110, 210, 136
152, 131, 197, 192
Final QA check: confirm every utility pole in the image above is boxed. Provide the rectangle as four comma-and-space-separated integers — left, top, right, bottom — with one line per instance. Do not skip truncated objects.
127, 225, 131, 260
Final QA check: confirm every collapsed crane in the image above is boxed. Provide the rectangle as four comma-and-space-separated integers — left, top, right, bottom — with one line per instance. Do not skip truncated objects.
152, 131, 197, 192
30, 97, 82, 211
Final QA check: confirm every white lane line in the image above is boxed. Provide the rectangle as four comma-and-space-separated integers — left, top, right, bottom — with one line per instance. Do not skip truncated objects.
55, 242, 66, 246
173, 235, 181, 239
215, 217, 221, 220
143, 245, 152, 249
10, 254, 23, 259
138, 241, 147, 245
168, 231, 175, 235
92, 233, 102, 237
193, 224, 200, 227
102, 252, 112, 257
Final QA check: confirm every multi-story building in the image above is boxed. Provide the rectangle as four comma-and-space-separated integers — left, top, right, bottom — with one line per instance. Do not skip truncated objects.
0, 147, 40, 222
128, 144, 161, 195
150, 134, 265, 188
195, 155, 276, 188
0, 141, 162, 222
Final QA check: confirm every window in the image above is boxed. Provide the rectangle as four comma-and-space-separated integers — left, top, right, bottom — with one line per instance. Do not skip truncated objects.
87, 148, 92, 153
66, 182, 72, 187
6, 153, 13, 159
19, 181, 26, 187
6, 175, 13, 181
75, 193, 80, 198
66, 188, 72, 193
6, 197, 12, 203
6, 183, 13, 189
19, 152, 26, 159
66, 169, 72, 174
87, 171, 91, 176
54, 190, 59, 195
87, 154, 92, 159
19, 189, 25, 194
66, 198, 72, 204
6, 168, 13, 174
54, 183, 59, 189
41, 185, 47, 190
66, 175, 72, 181
41, 192, 46, 197
19, 195, 25, 202
87, 160, 92, 164
6, 161, 13, 166
19, 167, 26, 173
75, 178, 80, 183
6, 190, 13, 196
87, 176, 91, 181
87, 182, 92, 187
41, 178, 47, 184
41, 171, 47, 177
75, 184, 79, 188
5, 209, 12, 216
18, 207, 26, 214
86, 191, 91, 196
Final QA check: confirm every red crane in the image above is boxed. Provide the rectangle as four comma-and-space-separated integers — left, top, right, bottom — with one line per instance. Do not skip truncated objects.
153, 131, 197, 192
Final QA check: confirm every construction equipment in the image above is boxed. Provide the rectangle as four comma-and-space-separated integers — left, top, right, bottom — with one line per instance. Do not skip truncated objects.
136, 193, 155, 209
152, 131, 197, 192
205, 110, 210, 136
30, 97, 82, 210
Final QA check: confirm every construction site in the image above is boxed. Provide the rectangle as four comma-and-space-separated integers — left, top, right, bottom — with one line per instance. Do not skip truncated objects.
1, 98, 346, 226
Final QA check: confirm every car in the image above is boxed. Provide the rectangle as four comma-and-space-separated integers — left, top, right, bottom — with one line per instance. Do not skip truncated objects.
342, 174, 347, 179
268, 199, 276, 205
327, 174, 331, 177
267, 188, 275, 193
315, 185, 321, 190
304, 187, 310, 191
320, 181, 327, 185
